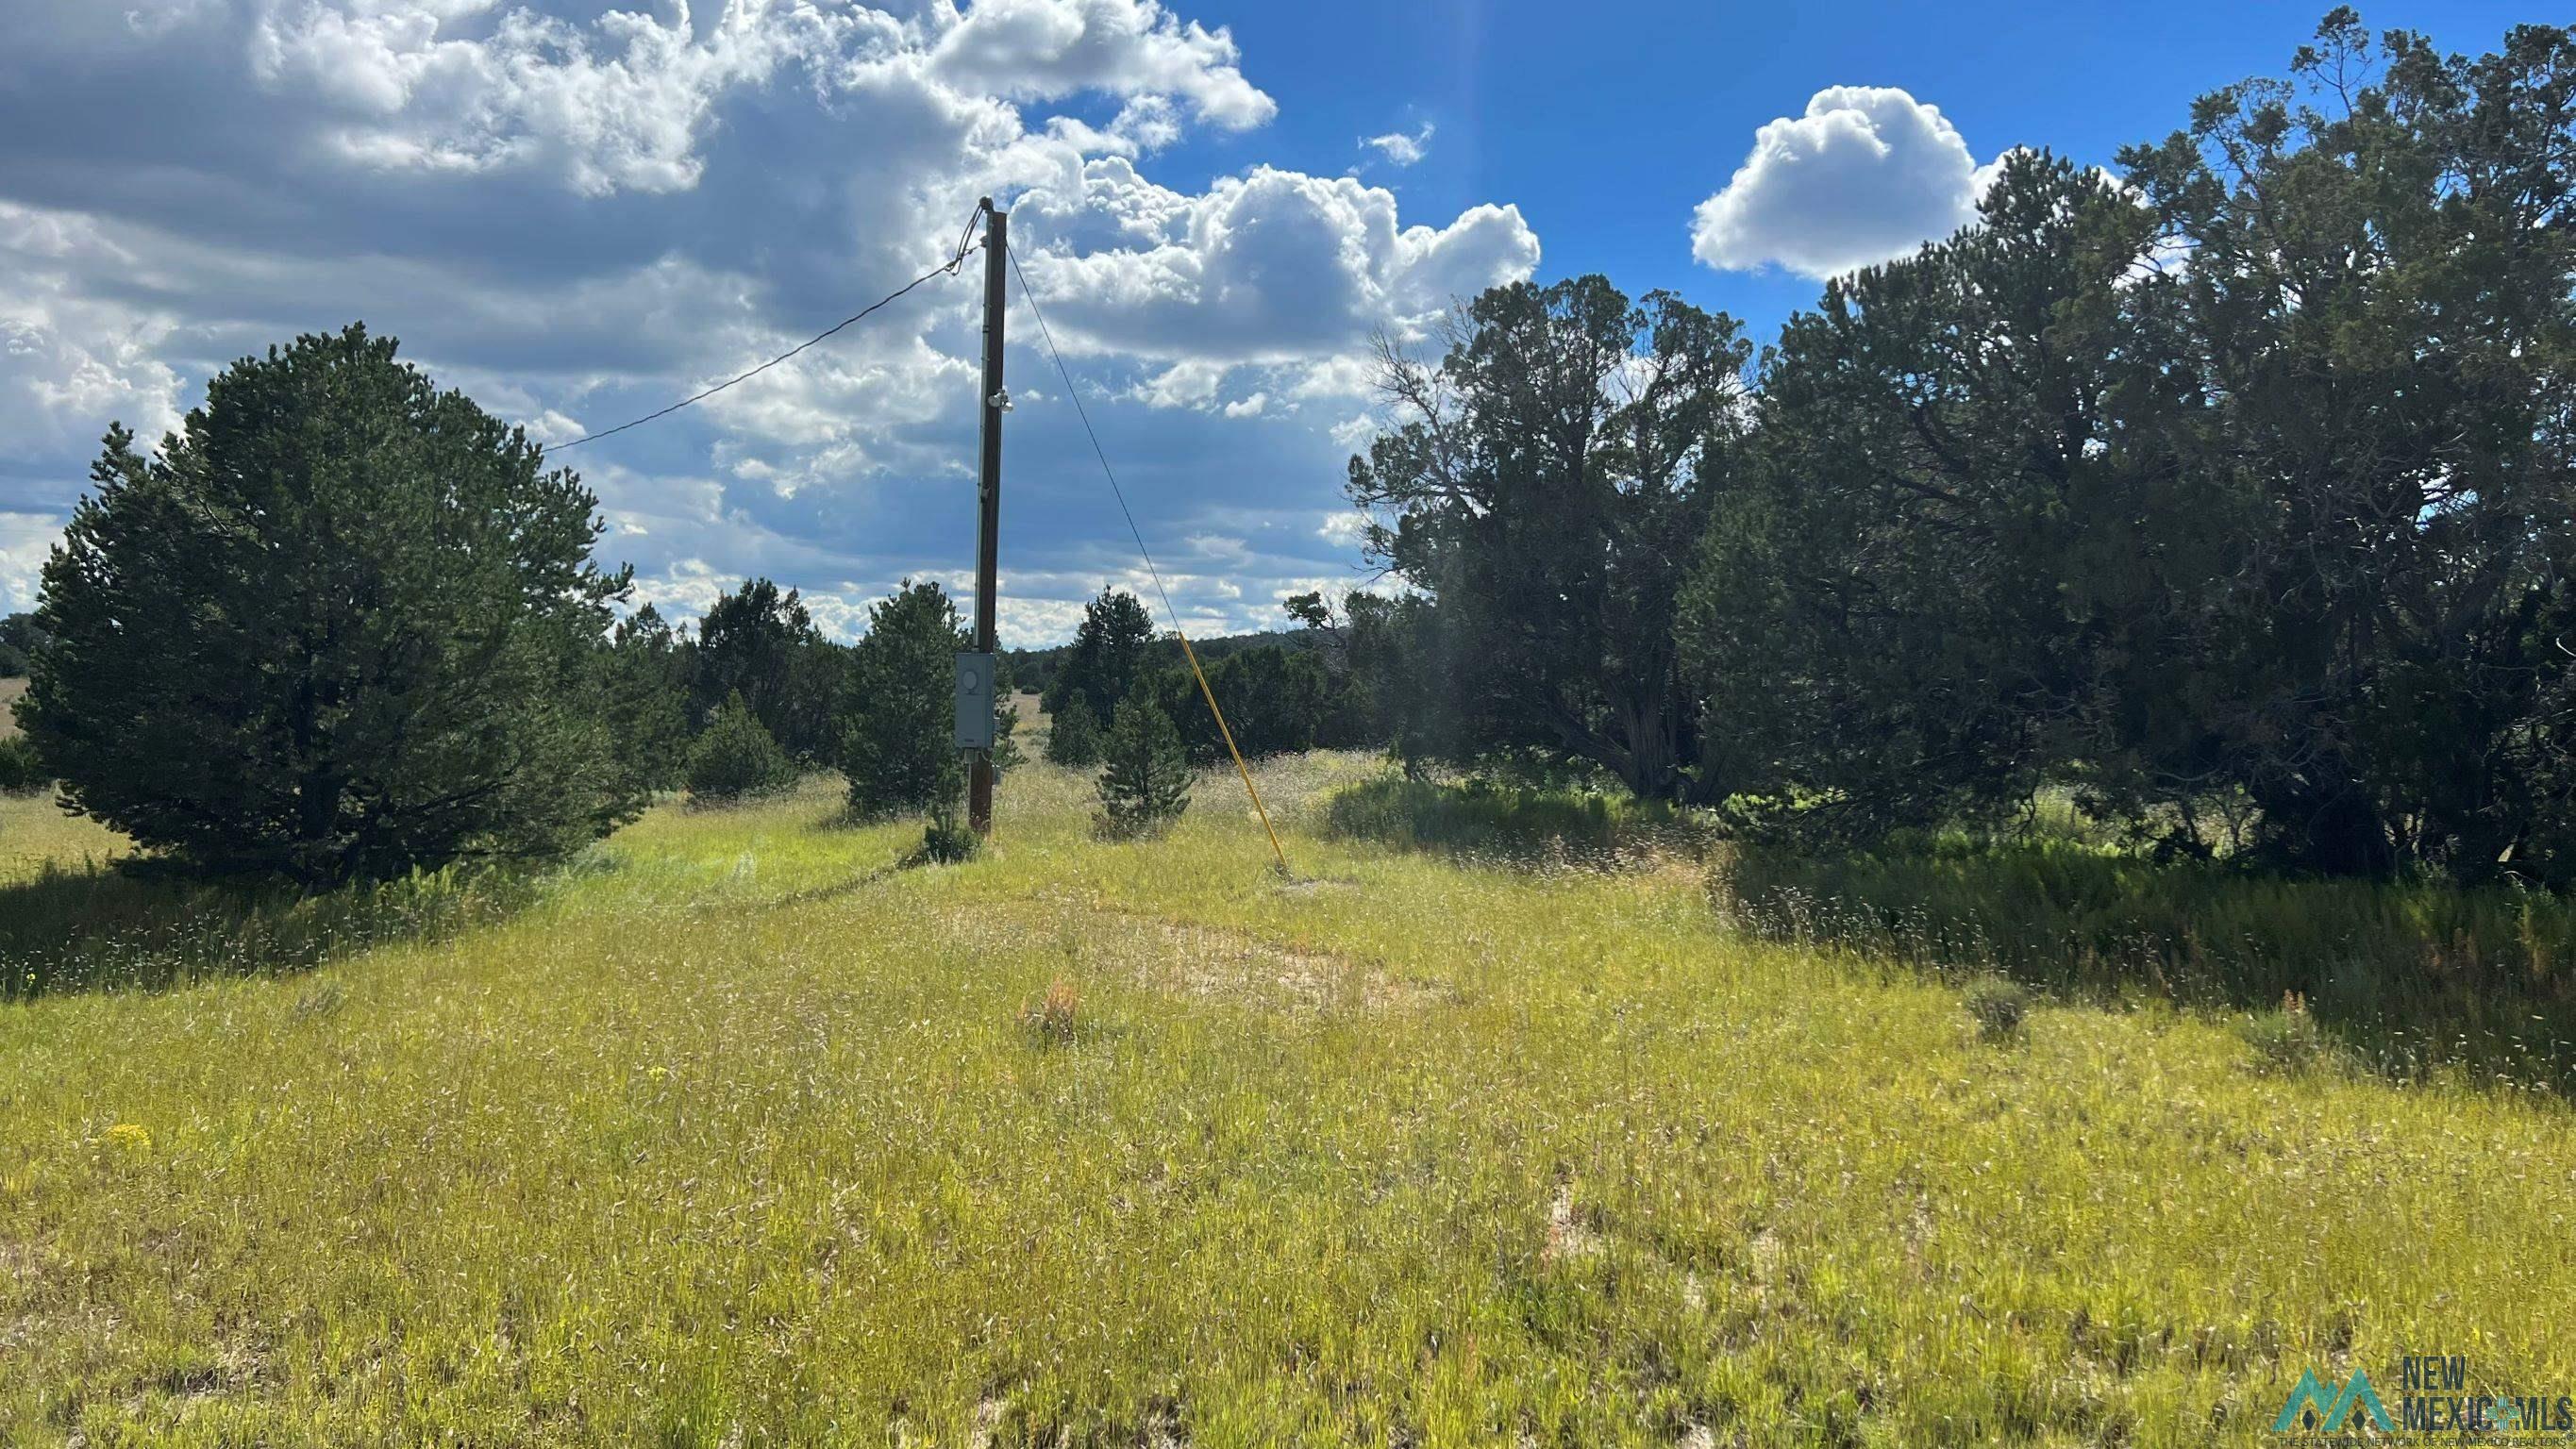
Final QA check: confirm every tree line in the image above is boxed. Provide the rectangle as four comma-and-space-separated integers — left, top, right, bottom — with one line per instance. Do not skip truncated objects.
0, 325, 1211, 881
1330, 12, 2576, 888
0, 324, 1047, 884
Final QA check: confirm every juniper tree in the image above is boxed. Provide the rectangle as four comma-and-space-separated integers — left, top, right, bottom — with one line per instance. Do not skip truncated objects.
1135, 646, 1334, 764
1680, 151, 2174, 849
2112, 11, 2576, 881
1683, 12, 2576, 883
1348, 278, 1750, 801
17, 325, 642, 885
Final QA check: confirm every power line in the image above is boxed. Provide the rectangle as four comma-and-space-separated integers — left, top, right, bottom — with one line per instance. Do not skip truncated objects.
551, 212, 981, 452
1001, 234, 1291, 875
996, 241, 1189, 659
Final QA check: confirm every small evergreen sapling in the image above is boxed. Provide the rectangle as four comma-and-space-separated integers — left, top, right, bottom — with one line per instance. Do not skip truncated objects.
687, 692, 796, 803
1095, 696, 1191, 838
917, 752, 981, 863
0, 736, 46, 796
991, 696, 1027, 774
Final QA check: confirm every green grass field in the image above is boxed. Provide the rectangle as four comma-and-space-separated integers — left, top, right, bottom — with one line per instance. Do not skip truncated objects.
3, 757, 2571, 1446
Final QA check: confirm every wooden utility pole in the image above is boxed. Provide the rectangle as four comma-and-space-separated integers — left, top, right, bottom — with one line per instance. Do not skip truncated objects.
969, 198, 1007, 836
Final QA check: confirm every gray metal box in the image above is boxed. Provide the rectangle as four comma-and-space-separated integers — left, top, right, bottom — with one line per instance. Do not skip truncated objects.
954, 651, 996, 750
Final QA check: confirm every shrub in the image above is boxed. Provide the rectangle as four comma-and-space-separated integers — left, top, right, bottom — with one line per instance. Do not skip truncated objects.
1322, 775, 1684, 866
919, 815, 980, 863
919, 790, 982, 864
1096, 696, 1190, 839
1045, 693, 1102, 768
0, 736, 47, 795
1963, 976, 2032, 1043
686, 692, 795, 803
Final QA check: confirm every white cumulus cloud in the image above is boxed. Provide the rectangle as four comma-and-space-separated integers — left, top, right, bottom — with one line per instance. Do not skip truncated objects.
1690, 86, 2007, 279
249, 0, 902, 196
0, 201, 185, 455
1019, 166, 1537, 364
0, 0, 1537, 641
928, 0, 1275, 130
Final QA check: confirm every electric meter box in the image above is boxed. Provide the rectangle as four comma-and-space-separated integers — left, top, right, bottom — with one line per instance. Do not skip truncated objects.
954, 652, 996, 750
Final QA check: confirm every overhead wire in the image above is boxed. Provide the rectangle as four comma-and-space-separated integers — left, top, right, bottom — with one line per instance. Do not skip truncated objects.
999, 230, 1292, 876
550, 207, 983, 452
531, 198, 1291, 874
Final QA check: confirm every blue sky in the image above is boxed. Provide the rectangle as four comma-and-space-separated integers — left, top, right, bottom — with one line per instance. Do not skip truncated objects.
0, 0, 2540, 642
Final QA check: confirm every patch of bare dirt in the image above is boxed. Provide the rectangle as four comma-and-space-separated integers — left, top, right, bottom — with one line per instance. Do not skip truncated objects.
1125, 919, 1433, 1012
962, 899, 1442, 1014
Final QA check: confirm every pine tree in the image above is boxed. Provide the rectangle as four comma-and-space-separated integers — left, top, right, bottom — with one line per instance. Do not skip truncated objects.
601, 603, 693, 794
1045, 692, 1103, 768
1095, 696, 1191, 838
1041, 588, 1158, 724
18, 325, 641, 886
841, 580, 971, 818
690, 578, 845, 758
